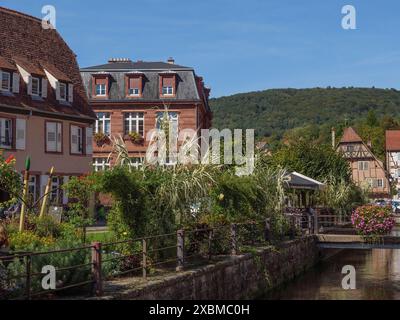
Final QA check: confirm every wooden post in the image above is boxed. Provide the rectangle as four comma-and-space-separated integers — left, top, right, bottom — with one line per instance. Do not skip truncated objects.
25, 254, 31, 300
208, 229, 213, 261
39, 166, 54, 218
91, 242, 103, 296
142, 238, 147, 278
19, 157, 31, 232
314, 210, 319, 235
176, 229, 185, 271
231, 223, 238, 255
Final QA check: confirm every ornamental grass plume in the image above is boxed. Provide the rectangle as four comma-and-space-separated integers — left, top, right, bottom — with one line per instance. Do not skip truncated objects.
351, 205, 395, 236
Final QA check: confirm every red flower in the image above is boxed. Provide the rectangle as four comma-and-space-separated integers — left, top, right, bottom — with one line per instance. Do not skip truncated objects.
5, 155, 15, 164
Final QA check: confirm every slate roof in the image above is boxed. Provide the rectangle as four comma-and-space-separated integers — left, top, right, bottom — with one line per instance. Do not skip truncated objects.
386, 130, 400, 151
80, 60, 203, 102
0, 6, 95, 121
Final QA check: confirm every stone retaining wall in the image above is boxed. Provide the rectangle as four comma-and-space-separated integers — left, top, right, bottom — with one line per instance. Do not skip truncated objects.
98, 236, 320, 300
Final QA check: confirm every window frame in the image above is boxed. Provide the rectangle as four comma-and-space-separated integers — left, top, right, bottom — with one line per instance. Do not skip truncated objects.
0, 116, 14, 149
124, 112, 144, 137
95, 83, 106, 96
358, 161, 369, 171
70, 124, 85, 155
93, 157, 110, 172
31, 76, 40, 96
59, 82, 67, 101
95, 112, 111, 135
0, 71, 11, 92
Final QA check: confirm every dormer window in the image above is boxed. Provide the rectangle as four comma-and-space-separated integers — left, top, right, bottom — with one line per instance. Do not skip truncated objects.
126, 74, 143, 98
31, 77, 40, 96
59, 82, 67, 101
92, 74, 109, 98
0, 71, 11, 91
159, 74, 176, 97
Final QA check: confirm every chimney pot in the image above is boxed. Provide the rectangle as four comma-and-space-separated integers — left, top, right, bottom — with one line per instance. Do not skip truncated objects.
167, 57, 175, 64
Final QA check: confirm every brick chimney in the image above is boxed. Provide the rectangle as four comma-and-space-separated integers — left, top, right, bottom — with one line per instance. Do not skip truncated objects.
108, 58, 132, 63
167, 57, 175, 64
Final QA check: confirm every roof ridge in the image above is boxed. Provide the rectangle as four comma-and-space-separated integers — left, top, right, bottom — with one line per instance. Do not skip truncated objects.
0, 6, 42, 23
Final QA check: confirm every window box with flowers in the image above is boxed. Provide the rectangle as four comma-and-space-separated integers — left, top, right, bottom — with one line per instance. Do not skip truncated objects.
93, 132, 111, 147
128, 132, 144, 145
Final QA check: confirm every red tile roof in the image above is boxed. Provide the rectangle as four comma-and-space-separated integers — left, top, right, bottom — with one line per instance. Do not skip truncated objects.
339, 127, 363, 143
0, 6, 95, 120
386, 130, 400, 151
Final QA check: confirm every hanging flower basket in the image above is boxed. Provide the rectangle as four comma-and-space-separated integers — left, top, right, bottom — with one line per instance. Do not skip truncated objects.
93, 132, 110, 147
128, 132, 144, 145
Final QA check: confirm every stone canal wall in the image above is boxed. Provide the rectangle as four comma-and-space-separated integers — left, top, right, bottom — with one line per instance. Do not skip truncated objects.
98, 236, 320, 300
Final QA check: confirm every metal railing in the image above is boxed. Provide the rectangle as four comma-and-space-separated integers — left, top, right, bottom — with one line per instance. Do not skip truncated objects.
1, 213, 344, 300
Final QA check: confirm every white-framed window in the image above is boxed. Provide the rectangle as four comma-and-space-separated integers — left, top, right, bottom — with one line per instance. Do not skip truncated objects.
31, 77, 40, 96
358, 161, 369, 171
50, 176, 61, 205
46, 122, 62, 153
96, 83, 106, 96
129, 87, 140, 96
93, 158, 110, 171
130, 157, 144, 169
95, 112, 111, 135
156, 112, 179, 138
124, 112, 144, 136
162, 86, 173, 95
0, 118, 13, 149
377, 179, 384, 188
71, 125, 84, 154
28, 176, 37, 203
0, 71, 11, 91
59, 82, 67, 101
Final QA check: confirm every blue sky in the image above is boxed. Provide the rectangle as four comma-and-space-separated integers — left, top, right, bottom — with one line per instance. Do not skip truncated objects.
2, 0, 400, 97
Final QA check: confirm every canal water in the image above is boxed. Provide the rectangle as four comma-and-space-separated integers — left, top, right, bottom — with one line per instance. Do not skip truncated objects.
265, 249, 400, 300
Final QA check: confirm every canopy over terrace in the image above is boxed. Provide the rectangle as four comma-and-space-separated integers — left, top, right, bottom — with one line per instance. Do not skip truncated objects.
285, 172, 325, 208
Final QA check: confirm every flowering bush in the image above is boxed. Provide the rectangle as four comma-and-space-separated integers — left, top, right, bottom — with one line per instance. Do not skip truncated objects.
351, 205, 395, 236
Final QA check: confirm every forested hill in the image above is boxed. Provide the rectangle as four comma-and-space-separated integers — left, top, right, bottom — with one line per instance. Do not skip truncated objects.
210, 87, 400, 143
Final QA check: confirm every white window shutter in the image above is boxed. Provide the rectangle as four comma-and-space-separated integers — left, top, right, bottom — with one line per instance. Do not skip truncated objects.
56, 81, 61, 100
68, 84, 73, 103
12, 73, 20, 93
71, 125, 78, 153
41, 78, 48, 98
27, 75, 32, 95
46, 122, 57, 152
40, 175, 49, 197
56, 122, 62, 152
15, 119, 26, 150
86, 126, 93, 155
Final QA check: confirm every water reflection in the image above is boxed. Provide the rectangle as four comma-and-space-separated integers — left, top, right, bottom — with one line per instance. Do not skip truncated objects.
265, 249, 400, 300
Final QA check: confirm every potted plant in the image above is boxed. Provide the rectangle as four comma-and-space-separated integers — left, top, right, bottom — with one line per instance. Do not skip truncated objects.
93, 132, 110, 147
128, 132, 144, 145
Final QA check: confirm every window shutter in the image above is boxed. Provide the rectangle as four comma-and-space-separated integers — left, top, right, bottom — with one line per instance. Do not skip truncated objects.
27, 75, 32, 95
41, 78, 48, 98
55, 81, 61, 100
86, 126, 93, 155
12, 73, 20, 93
56, 123, 62, 152
71, 125, 78, 153
68, 83, 73, 103
16, 119, 26, 150
46, 122, 57, 152
40, 175, 49, 197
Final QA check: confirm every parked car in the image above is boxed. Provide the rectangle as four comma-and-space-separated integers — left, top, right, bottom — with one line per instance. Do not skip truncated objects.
392, 200, 400, 214
374, 199, 388, 207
